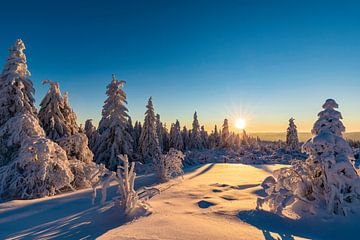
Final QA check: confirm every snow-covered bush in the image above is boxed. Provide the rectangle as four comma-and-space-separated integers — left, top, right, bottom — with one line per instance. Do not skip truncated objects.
92, 155, 159, 217
0, 133, 74, 199
286, 117, 300, 152
157, 148, 184, 182
257, 99, 360, 217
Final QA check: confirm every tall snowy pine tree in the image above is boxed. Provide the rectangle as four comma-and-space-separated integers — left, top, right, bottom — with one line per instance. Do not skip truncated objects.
285, 117, 300, 151
139, 97, 161, 163
93, 74, 133, 170
0, 39, 75, 199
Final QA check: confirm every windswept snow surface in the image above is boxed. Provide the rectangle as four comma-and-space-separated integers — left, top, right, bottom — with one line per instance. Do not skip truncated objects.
1, 164, 360, 239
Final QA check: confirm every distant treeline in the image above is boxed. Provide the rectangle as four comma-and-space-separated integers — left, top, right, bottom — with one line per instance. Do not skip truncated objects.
249, 132, 360, 142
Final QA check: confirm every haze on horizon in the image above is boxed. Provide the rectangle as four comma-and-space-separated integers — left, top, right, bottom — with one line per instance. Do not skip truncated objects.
0, 0, 359, 133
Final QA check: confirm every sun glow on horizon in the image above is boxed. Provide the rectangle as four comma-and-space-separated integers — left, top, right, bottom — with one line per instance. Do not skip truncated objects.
235, 118, 246, 130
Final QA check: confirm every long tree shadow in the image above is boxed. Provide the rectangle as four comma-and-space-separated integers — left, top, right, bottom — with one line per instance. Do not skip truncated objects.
237, 210, 359, 240
188, 163, 216, 180
0, 173, 158, 239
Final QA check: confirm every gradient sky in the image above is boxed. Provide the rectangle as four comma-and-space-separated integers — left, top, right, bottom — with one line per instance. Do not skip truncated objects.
0, 0, 359, 132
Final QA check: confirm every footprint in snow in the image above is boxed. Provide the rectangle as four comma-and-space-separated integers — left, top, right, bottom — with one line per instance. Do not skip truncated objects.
197, 200, 217, 208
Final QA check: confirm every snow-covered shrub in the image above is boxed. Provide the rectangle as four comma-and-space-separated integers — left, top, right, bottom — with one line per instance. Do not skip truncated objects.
157, 148, 184, 182
286, 117, 300, 152
92, 155, 159, 217
257, 99, 360, 216
0, 135, 74, 199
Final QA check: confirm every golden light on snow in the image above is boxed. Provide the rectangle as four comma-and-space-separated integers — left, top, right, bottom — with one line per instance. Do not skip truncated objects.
235, 118, 246, 129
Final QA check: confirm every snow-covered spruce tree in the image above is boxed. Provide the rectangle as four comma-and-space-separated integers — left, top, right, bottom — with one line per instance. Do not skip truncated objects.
39, 80, 78, 140
220, 119, 230, 148
139, 97, 161, 163
157, 148, 184, 182
257, 99, 360, 216
286, 117, 300, 152
181, 126, 190, 150
84, 119, 99, 149
169, 120, 184, 150
93, 74, 133, 170
162, 123, 170, 152
0, 39, 37, 126
190, 111, 203, 149
39, 80, 93, 163
133, 121, 142, 155
200, 125, 209, 149
0, 39, 75, 199
242, 129, 250, 147
208, 125, 220, 149
155, 114, 164, 152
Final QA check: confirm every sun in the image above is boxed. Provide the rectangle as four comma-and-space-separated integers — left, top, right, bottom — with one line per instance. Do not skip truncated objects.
235, 118, 246, 129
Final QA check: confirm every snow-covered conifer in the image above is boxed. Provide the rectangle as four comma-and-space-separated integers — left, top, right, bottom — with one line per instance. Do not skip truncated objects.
139, 97, 161, 163
84, 119, 99, 149
181, 126, 190, 150
133, 121, 142, 154
0, 39, 37, 126
220, 119, 230, 148
200, 125, 209, 148
190, 112, 203, 149
155, 114, 165, 152
0, 40, 75, 199
39, 80, 78, 140
286, 117, 300, 151
258, 99, 360, 216
170, 120, 183, 150
93, 74, 133, 170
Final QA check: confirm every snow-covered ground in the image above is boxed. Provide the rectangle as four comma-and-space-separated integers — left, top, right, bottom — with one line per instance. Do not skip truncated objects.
1, 164, 359, 240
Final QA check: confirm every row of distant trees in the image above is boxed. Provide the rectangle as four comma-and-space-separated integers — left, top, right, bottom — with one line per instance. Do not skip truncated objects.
83, 75, 264, 170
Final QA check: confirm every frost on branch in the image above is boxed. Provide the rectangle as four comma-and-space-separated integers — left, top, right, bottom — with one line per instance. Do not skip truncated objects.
92, 155, 159, 217
157, 148, 184, 182
257, 99, 360, 217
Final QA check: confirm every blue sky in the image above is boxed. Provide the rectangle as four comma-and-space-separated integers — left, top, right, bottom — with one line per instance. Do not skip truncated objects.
0, 0, 359, 132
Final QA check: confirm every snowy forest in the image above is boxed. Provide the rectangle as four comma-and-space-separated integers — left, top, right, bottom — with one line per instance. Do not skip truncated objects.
1, 39, 360, 240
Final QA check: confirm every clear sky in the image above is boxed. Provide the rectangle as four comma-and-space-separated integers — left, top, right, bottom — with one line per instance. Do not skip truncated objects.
0, 0, 359, 132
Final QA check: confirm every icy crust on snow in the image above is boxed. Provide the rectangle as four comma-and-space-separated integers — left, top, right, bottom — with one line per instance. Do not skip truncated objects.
258, 99, 360, 217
